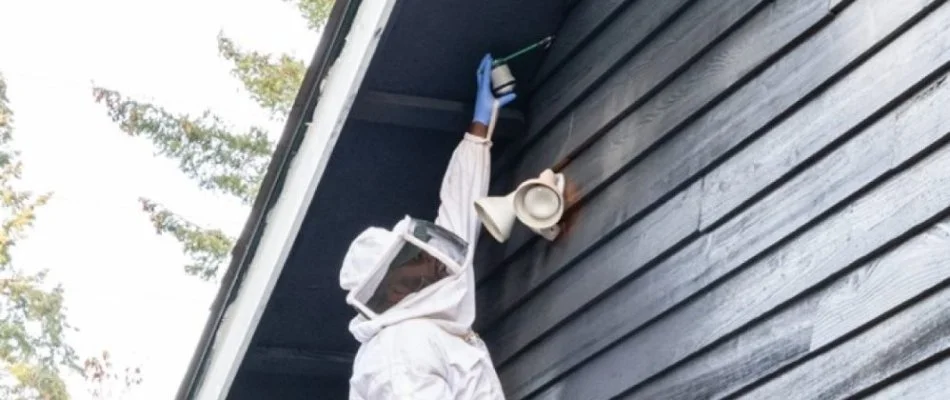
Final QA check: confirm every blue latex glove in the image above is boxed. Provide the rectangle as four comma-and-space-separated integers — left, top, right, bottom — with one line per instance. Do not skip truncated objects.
473, 53, 517, 126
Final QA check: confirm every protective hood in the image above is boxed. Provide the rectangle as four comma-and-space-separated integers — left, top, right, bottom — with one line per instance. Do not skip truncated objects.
340, 216, 475, 343
340, 131, 490, 345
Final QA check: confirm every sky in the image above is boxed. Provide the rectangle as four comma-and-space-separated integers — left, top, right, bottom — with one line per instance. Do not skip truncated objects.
0, 0, 319, 398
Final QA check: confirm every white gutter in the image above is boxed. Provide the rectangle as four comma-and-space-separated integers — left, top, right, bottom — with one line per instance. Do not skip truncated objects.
191, 1, 398, 398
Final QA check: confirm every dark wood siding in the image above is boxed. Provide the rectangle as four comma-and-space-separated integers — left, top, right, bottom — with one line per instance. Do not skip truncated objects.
474, 0, 950, 398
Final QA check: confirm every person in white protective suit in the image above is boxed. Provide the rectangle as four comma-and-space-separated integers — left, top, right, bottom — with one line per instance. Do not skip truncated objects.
339, 53, 516, 399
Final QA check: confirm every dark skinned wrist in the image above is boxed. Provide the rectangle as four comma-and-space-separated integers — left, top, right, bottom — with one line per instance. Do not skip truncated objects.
469, 121, 489, 138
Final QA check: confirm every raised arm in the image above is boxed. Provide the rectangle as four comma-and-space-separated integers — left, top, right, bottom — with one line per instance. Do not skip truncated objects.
434, 54, 516, 246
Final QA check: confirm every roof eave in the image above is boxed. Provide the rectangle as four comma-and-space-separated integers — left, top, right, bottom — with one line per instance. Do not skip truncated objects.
174, 1, 399, 398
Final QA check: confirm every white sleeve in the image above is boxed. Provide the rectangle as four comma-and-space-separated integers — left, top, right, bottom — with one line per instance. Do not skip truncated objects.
433, 132, 491, 248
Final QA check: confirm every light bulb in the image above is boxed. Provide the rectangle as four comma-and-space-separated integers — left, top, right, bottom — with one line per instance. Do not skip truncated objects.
522, 186, 559, 219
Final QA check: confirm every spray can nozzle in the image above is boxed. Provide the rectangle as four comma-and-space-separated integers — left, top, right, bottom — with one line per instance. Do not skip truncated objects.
490, 35, 555, 96
492, 36, 555, 67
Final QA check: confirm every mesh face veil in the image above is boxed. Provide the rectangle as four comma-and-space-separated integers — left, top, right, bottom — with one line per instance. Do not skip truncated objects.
350, 218, 468, 318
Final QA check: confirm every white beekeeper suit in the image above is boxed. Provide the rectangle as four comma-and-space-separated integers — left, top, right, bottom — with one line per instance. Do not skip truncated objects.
339, 53, 514, 399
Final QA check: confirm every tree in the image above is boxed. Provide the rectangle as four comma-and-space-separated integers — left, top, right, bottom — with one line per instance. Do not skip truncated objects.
90, 88, 270, 281
2, 73, 144, 400
216, 34, 307, 119
0, 73, 81, 400
82, 351, 142, 400
284, 0, 334, 31
92, 0, 333, 281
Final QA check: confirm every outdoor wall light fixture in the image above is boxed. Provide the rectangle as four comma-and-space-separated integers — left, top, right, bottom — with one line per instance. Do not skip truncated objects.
479, 35, 560, 242
475, 168, 566, 242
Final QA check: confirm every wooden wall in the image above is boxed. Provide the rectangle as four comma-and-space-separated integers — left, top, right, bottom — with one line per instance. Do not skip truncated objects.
474, 0, 950, 398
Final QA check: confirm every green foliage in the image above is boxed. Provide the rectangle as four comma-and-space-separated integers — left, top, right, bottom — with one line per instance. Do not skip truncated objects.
91, 86, 267, 279
217, 34, 307, 118
139, 198, 233, 281
217, 0, 334, 116
92, 0, 333, 281
0, 73, 81, 400
286, 0, 335, 31
91, 87, 274, 205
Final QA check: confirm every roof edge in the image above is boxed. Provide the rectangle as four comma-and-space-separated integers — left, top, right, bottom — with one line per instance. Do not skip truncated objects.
174, 0, 398, 398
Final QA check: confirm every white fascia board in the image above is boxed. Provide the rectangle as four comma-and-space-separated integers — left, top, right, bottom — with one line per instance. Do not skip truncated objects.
192, 1, 399, 399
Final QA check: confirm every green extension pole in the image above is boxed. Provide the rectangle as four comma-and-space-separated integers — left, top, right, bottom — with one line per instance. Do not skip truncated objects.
493, 36, 555, 66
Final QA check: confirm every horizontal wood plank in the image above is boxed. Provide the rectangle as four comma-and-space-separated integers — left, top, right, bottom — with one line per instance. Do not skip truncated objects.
480, 0, 938, 292
484, 0, 939, 348
523, 0, 698, 150
864, 356, 950, 399
625, 300, 818, 400
530, 0, 637, 87
500, 76, 950, 399
476, 0, 828, 293
485, 0, 950, 362
489, 0, 696, 181
561, 0, 940, 217
476, 181, 701, 331
519, 141, 950, 400
741, 261, 950, 398
700, 3, 950, 229
511, 0, 759, 186
486, 0, 831, 269
625, 215, 950, 399
622, 298, 821, 400
830, 0, 853, 12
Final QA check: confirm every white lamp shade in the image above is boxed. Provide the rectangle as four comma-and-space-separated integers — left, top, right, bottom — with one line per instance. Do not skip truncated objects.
513, 182, 564, 230
474, 192, 517, 242
521, 186, 560, 218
